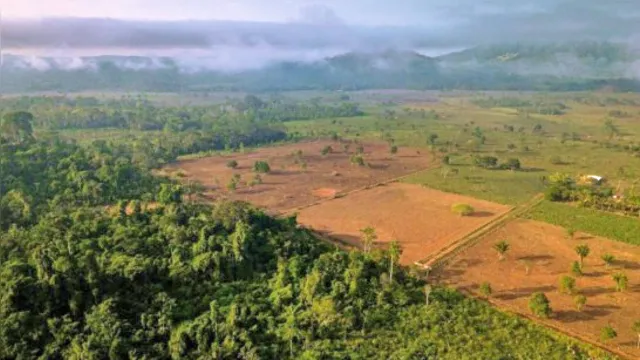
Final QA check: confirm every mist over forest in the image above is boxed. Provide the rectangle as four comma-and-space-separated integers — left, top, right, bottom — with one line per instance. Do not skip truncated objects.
3, 2, 640, 93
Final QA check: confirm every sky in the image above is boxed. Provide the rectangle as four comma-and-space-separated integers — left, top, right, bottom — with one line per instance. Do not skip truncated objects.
4, 0, 451, 26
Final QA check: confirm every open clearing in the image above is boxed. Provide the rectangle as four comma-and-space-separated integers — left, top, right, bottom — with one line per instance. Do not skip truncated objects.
163, 140, 432, 213
296, 183, 511, 265
439, 219, 640, 358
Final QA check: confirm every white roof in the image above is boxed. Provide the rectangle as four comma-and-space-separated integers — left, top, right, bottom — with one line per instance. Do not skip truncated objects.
586, 175, 604, 181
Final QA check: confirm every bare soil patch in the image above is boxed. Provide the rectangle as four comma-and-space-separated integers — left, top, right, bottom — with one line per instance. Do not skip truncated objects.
439, 219, 640, 358
163, 140, 432, 213
296, 183, 510, 265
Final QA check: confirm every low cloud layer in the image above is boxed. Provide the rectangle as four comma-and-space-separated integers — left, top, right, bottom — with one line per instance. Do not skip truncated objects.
3, 1, 640, 73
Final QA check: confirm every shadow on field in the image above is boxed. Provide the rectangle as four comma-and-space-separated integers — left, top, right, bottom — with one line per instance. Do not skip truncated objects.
583, 304, 620, 318
583, 271, 608, 278
580, 286, 613, 297
517, 254, 554, 262
520, 167, 546, 173
555, 310, 594, 323
615, 259, 640, 270
470, 211, 495, 218
495, 285, 556, 300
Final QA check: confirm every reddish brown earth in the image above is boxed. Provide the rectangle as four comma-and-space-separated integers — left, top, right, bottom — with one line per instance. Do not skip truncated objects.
296, 183, 511, 265
163, 140, 432, 213
438, 219, 640, 358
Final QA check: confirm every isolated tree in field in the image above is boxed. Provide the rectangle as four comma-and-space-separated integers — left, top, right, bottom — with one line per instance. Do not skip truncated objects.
451, 203, 474, 217
342, 143, 350, 153
575, 244, 590, 269
360, 226, 377, 254
574, 295, 587, 311
479, 282, 492, 299
632, 321, 640, 349
612, 272, 628, 292
601, 253, 615, 269
603, 119, 620, 140
600, 325, 617, 343
249, 174, 263, 187
529, 292, 552, 318
428, 133, 439, 145
566, 227, 576, 240
226, 160, 239, 169
350, 154, 365, 167
390, 145, 398, 155
559, 275, 576, 295
388, 240, 402, 283
504, 158, 521, 171
493, 241, 510, 261
227, 178, 238, 192
320, 145, 333, 156
253, 161, 271, 173
571, 261, 583, 277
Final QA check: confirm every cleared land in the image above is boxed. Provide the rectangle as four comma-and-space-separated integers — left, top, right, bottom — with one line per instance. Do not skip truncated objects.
296, 183, 511, 265
439, 219, 640, 358
162, 140, 433, 213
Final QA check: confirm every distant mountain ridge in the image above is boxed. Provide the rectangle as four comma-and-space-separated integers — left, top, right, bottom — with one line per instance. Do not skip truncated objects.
3, 42, 640, 93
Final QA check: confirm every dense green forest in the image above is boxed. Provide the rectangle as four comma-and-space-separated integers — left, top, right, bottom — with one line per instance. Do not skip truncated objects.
0, 104, 617, 359
0, 95, 363, 131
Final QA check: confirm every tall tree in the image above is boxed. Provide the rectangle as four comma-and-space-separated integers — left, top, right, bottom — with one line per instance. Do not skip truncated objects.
388, 240, 402, 283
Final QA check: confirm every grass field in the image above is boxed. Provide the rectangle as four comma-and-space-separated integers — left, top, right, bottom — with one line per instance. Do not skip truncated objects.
524, 201, 640, 246
286, 92, 640, 207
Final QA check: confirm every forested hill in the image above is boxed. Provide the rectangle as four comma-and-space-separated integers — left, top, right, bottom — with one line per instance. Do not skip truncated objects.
0, 110, 614, 359
4, 41, 640, 93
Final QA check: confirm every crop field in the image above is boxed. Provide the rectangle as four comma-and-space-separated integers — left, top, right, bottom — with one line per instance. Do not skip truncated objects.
525, 201, 640, 246
438, 218, 640, 358
162, 140, 433, 213
296, 183, 511, 265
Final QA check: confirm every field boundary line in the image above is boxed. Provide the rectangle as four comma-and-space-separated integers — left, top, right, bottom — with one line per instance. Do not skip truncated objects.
456, 288, 634, 360
280, 156, 440, 216
415, 194, 544, 270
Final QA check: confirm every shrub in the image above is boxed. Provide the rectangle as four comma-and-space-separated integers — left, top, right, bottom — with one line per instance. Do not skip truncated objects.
600, 326, 617, 343
479, 282, 492, 298
451, 203, 474, 217
571, 261, 583, 277
390, 145, 398, 155
502, 158, 521, 171
253, 161, 271, 173
529, 292, 552, 318
601, 254, 615, 269
473, 156, 498, 169
574, 295, 587, 311
559, 276, 576, 295
350, 155, 365, 167
613, 272, 628, 292
226, 160, 239, 169
493, 241, 510, 261
321, 145, 333, 156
